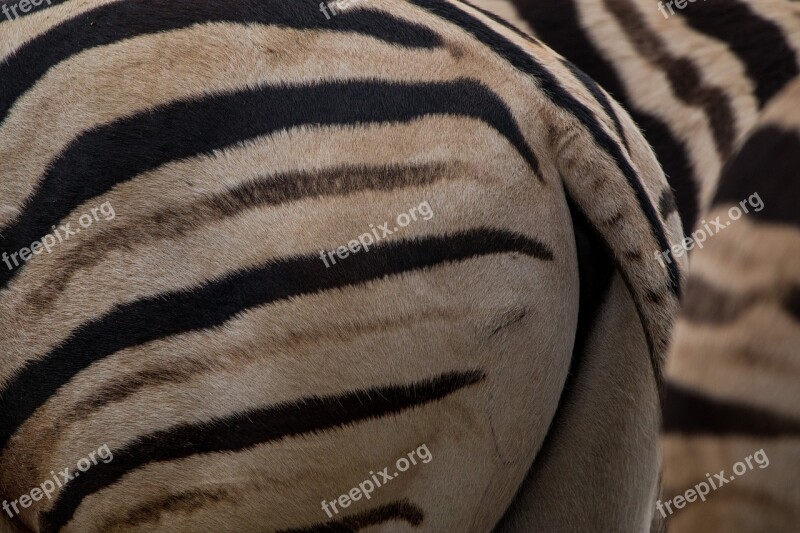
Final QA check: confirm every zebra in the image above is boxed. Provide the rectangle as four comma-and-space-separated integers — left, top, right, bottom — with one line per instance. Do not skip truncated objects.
662, 76, 800, 532
0, 0, 681, 531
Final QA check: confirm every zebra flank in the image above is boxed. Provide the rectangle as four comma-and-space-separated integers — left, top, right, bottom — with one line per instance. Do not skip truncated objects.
40, 372, 485, 532
0, 0, 443, 124
0, 229, 551, 452
0, 79, 543, 289
678, 0, 800, 106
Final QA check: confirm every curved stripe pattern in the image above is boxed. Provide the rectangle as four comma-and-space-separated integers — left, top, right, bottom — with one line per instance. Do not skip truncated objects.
408, 0, 681, 295
511, 0, 700, 233
558, 58, 630, 153
460, 0, 633, 151
29, 163, 455, 308
0, 78, 542, 288
0, 3, 689, 530
603, 0, 736, 158
0, 229, 553, 451
41, 372, 484, 532
678, 0, 799, 106
0, 0, 442, 125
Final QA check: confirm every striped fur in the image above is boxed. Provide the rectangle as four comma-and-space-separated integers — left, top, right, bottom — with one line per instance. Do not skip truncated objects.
475, 0, 800, 235
0, 1, 683, 532
466, 1, 800, 530
662, 77, 800, 532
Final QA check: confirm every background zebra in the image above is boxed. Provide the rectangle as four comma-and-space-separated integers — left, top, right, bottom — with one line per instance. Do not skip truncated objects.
662, 76, 800, 532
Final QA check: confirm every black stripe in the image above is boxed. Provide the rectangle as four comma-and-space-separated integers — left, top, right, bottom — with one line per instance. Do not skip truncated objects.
559, 58, 630, 153
0, 229, 551, 452
715, 126, 800, 228
456, 0, 540, 46
408, 0, 680, 295
662, 381, 800, 436
0, 0, 69, 21
658, 188, 677, 220
678, 0, 799, 107
512, 0, 699, 234
278, 500, 424, 532
785, 285, 800, 323
41, 372, 481, 532
0, 78, 541, 289
680, 276, 751, 325
459, 0, 632, 154
0, 0, 441, 125
682, 276, 800, 325
605, 0, 736, 158
31, 163, 453, 309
